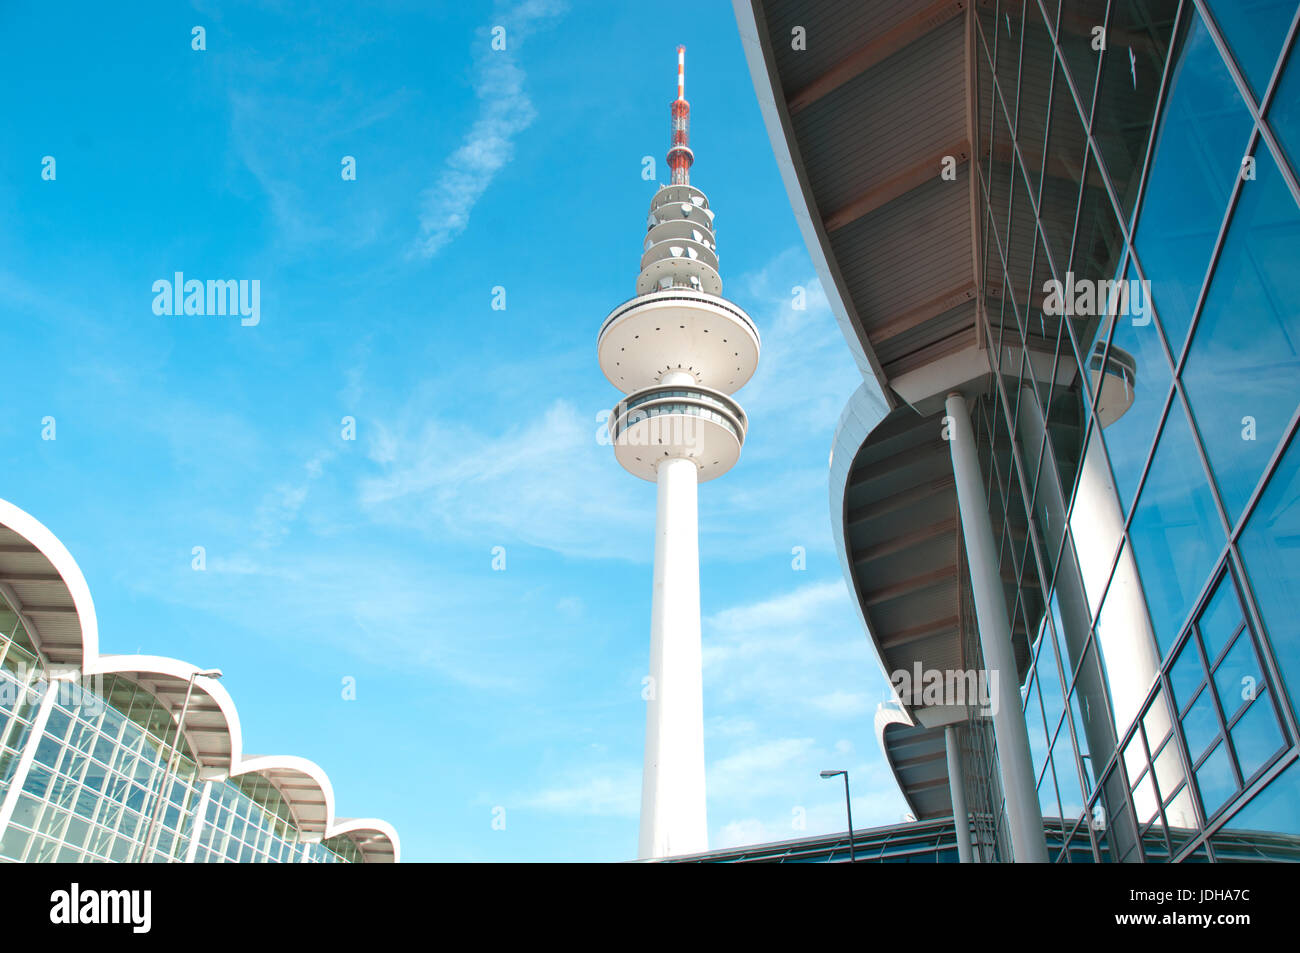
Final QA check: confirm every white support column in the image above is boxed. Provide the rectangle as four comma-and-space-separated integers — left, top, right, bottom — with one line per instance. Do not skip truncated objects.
0, 678, 60, 838
183, 780, 213, 864
1016, 390, 1122, 767
945, 392, 1049, 863
639, 453, 708, 859
945, 725, 974, 864
1073, 428, 1163, 722
1020, 388, 1191, 832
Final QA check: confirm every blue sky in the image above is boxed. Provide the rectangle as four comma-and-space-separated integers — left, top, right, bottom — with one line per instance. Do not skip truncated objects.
0, 0, 908, 860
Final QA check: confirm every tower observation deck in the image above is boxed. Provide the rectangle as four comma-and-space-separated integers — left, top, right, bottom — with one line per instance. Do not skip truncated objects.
596, 46, 761, 859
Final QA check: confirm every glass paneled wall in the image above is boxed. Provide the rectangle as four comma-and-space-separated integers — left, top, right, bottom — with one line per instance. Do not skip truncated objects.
0, 593, 363, 864
971, 0, 1300, 861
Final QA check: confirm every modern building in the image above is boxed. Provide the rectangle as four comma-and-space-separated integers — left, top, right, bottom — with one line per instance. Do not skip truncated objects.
598, 46, 762, 859
736, 0, 1300, 861
664, 812, 1300, 862
0, 498, 399, 863
668, 816, 968, 863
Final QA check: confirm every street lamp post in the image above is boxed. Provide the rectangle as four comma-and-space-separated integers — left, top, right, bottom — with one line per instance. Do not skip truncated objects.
138, 668, 221, 863
820, 769, 855, 863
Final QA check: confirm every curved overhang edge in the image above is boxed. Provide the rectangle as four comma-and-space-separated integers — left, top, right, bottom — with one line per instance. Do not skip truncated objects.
330, 817, 402, 864
874, 705, 931, 822
829, 382, 898, 689
0, 496, 399, 862
92, 654, 243, 766
831, 385, 937, 816
0, 498, 99, 664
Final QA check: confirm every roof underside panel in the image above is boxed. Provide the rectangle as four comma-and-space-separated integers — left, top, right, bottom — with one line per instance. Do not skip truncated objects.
844, 406, 965, 686
790, 19, 968, 215
0, 526, 83, 664
754, 0, 980, 386
831, 168, 973, 323
884, 723, 952, 819
764, 0, 926, 94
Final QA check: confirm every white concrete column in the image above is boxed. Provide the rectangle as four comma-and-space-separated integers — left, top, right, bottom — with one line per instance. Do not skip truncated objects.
945, 725, 974, 863
0, 678, 60, 837
1019, 392, 1191, 829
1074, 426, 1163, 729
639, 453, 708, 859
183, 779, 213, 864
1015, 390, 1121, 776
945, 392, 1049, 863
1074, 428, 1193, 828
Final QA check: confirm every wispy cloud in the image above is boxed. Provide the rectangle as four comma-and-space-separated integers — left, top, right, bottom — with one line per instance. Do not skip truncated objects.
227, 81, 409, 250
358, 396, 647, 561
730, 248, 860, 451
252, 448, 337, 548
808, 690, 873, 718
694, 581, 911, 848
517, 764, 641, 818
414, 0, 566, 258
706, 736, 910, 846
713, 801, 884, 850
708, 737, 816, 801
133, 544, 531, 692
707, 579, 847, 637
703, 579, 884, 713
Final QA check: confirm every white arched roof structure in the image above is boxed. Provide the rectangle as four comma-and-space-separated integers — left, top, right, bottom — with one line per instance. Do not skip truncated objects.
0, 498, 400, 863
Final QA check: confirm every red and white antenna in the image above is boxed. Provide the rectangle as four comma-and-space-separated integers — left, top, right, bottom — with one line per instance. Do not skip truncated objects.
668, 45, 694, 186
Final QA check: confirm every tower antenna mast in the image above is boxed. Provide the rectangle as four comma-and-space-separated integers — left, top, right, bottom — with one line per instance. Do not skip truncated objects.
668, 46, 694, 185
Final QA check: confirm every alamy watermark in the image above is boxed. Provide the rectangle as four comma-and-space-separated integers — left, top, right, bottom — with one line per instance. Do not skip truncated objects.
1042, 271, 1152, 326
889, 663, 999, 715
0, 665, 105, 716
596, 407, 705, 449
152, 272, 260, 326
50, 883, 150, 933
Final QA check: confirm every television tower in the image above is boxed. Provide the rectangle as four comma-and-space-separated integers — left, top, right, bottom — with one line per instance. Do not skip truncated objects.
597, 46, 761, 859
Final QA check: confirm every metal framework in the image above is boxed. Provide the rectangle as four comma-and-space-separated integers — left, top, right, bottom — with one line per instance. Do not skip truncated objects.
736, 0, 1300, 861
0, 498, 399, 863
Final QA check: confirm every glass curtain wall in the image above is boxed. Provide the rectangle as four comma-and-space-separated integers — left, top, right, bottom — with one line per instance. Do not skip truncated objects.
971, 0, 1300, 861
0, 593, 361, 864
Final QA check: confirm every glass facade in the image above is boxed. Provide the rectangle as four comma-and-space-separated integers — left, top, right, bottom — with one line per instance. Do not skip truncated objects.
666, 816, 965, 863
967, 0, 1300, 861
0, 593, 366, 863
669, 814, 1300, 863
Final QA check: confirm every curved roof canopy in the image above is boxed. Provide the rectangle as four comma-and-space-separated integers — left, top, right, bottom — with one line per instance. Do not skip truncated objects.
0, 497, 400, 863
734, 0, 985, 393
735, 0, 1015, 819
736, 0, 1116, 821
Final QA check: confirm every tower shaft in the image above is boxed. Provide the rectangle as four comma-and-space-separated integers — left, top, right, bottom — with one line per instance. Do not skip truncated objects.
639, 453, 708, 859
